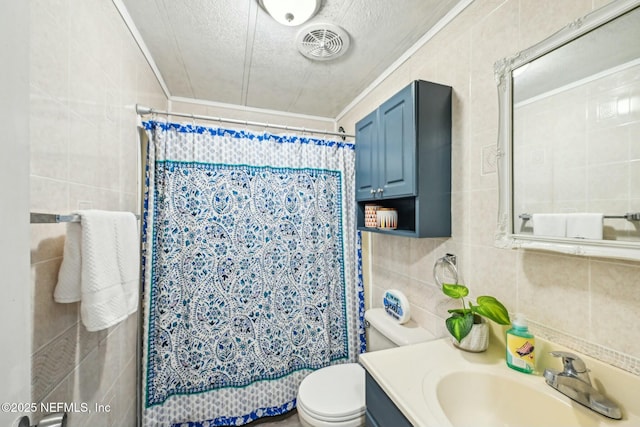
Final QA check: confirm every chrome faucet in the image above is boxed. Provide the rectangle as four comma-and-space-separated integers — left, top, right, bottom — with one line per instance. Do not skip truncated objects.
543, 351, 622, 419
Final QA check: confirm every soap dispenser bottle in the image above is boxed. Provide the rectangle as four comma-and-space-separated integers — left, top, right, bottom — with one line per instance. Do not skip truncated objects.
506, 314, 535, 374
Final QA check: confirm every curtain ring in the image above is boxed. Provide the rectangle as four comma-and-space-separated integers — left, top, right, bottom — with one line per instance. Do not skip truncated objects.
433, 253, 458, 287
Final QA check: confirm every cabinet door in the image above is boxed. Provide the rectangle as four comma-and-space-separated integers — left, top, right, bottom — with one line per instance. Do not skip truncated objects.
378, 83, 416, 198
365, 373, 412, 427
355, 109, 378, 201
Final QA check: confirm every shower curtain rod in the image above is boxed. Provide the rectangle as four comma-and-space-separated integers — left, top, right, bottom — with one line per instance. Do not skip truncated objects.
135, 104, 355, 139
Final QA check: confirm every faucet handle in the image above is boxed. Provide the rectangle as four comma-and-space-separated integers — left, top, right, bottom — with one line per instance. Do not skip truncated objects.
551, 351, 589, 376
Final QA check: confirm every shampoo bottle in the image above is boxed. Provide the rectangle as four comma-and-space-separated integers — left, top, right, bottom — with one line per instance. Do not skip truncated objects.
506, 314, 535, 374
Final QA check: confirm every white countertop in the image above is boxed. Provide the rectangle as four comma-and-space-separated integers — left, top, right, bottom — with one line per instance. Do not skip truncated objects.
358, 337, 640, 427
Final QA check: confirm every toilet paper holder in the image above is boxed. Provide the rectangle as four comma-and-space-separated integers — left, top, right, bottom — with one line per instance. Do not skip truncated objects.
38, 412, 67, 427
14, 412, 67, 427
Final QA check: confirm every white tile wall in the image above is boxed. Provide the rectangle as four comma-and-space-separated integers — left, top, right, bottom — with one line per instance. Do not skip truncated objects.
29, 0, 167, 426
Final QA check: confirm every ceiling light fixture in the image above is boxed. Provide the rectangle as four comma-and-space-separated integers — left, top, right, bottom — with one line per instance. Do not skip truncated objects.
258, 0, 321, 27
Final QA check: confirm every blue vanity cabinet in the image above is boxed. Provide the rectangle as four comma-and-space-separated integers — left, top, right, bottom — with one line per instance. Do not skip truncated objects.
365, 372, 412, 427
355, 80, 452, 238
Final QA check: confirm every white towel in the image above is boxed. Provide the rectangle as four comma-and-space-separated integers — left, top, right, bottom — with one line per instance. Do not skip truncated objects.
532, 213, 567, 238
54, 210, 139, 331
566, 213, 603, 239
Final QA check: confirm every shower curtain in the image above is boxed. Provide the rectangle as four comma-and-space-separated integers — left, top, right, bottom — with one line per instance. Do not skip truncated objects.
141, 120, 365, 426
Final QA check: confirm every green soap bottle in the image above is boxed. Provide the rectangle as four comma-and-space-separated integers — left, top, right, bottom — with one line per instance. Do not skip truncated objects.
505, 314, 535, 374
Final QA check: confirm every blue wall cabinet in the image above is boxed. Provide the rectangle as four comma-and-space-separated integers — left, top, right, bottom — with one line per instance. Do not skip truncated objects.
355, 80, 452, 238
355, 110, 378, 200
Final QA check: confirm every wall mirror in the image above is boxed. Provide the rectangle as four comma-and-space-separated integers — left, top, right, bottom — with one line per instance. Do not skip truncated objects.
495, 0, 640, 260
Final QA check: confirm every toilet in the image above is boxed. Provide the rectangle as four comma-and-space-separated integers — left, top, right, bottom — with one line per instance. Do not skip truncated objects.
296, 307, 437, 427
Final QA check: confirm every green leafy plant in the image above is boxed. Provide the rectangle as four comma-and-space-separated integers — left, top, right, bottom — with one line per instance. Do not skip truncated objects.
442, 283, 511, 343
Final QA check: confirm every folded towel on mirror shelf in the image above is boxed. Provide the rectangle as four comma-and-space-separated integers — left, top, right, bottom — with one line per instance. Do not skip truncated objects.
566, 213, 603, 239
54, 210, 139, 331
531, 213, 567, 238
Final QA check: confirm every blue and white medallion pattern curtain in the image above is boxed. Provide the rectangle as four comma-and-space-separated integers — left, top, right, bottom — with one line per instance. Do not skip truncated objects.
141, 120, 364, 426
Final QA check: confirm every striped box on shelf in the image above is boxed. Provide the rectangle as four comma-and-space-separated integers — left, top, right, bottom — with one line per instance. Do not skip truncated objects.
376, 208, 398, 229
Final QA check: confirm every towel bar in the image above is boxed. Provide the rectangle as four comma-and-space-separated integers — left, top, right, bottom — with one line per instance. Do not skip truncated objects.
519, 213, 640, 222
30, 212, 141, 224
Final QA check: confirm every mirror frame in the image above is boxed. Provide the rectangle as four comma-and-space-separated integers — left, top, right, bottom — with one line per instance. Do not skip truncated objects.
494, 0, 640, 261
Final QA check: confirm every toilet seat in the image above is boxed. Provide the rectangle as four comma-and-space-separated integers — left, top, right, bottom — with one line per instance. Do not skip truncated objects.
297, 363, 365, 423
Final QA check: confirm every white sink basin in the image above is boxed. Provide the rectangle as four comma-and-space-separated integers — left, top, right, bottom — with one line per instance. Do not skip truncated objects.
359, 338, 640, 427
427, 369, 601, 427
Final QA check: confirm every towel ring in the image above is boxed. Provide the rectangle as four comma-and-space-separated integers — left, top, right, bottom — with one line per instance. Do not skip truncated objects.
433, 253, 459, 287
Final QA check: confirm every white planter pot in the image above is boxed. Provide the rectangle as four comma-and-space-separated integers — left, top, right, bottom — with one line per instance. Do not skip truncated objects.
452, 320, 489, 352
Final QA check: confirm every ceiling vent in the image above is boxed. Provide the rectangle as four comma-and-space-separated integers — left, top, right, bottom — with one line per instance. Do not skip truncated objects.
296, 23, 350, 61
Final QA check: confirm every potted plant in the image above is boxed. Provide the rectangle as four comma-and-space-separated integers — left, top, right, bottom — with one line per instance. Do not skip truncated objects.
442, 283, 511, 352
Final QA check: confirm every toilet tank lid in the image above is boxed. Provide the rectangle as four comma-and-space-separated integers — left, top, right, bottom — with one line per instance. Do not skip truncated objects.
365, 307, 437, 346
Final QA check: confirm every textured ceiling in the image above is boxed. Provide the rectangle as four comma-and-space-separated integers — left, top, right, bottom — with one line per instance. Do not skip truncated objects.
121, 0, 462, 118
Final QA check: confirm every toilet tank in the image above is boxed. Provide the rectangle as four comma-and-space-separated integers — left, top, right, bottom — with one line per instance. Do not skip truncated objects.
365, 307, 437, 351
